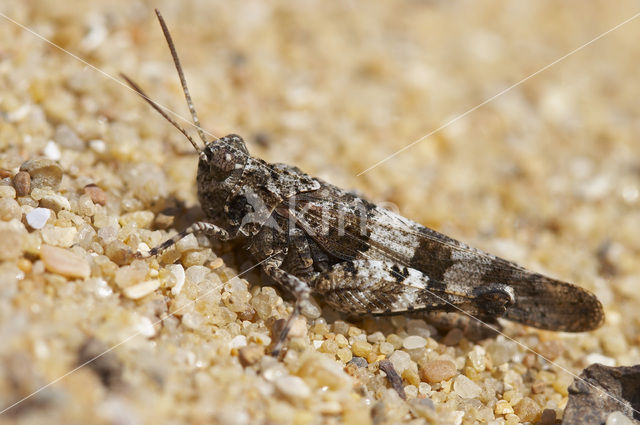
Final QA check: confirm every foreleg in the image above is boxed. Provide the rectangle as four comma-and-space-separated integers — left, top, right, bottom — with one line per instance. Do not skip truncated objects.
138, 221, 229, 258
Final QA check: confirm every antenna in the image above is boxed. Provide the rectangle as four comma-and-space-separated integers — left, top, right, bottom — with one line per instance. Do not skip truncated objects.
155, 9, 209, 145
120, 73, 202, 154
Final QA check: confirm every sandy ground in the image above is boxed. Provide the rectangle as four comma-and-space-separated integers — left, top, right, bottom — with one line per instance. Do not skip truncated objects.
1, 1, 639, 424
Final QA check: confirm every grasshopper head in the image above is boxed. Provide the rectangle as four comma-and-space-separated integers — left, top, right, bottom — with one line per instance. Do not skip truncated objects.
198, 134, 248, 181
196, 134, 249, 233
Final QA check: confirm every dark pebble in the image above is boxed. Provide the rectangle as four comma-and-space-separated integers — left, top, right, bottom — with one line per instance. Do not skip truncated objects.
348, 356, 368, 368
12, 171, 31, 196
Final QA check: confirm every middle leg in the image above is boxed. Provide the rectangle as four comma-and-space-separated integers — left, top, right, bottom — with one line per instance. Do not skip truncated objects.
261, 255, 313, 357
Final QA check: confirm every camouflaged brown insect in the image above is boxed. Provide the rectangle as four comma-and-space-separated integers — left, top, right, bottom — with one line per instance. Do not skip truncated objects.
124, 10, 604, 356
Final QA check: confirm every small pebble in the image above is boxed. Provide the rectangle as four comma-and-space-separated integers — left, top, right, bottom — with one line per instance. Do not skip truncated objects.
134, 315, 156, 337
539, 409, 556, 425
419, 359, 457, 383
336, 348, 352, 363
0, 221, 27, 260
406, 319, 432, 337
386, 334, 404, 349
12, 171, 31, 196
40, 244, 90, 279
26, 208, 51, 229
83, 184, 107, 206
351, 340, 373, 357
418, 382, 431, 396
585, 353, 616, 367
348, 357, 368, 368
185, 265, 209, 285
209, 257, 224, 269
176, 233, 199, 252
343, 405, 372, 425
504, 413, 520, 425
486, 339, 518, 365
379, 341, 394, 355
229, 335, 247, 349
181, 312, 204, 330
602, 328, 628, 356
367, 331, 386, 344
261, 357, 286, 381
89, 139, 107, 153
119, 210, 154, 228
298, 355, 352, 390
494, 400, 514, 415
275, 376, 311, 400
76, 194, 96, 217
551, 372, 572, 396
92, 278, 112, 298
300, 296, 321, 319
531, 380, 546, 394
347, 326, 362, 337
388, 350, 412, 374
319, 339, 337, 353
238, 344, 264, 367
335, 334, 348, 347
123, 279, 160, 299
513, 397, 541, 422
98, 225, 119, 244
7, 104, 30, 122
17, 258, 32, 273
453, 374, 481, 398
402, 368, 421, 387
54, 124, 84, 150
0, 198, 22, 221
403, 335, 427, 350
504, 369, 524, 391
467, 346, 486, 372
536, 339, 566, 360
44, 140, 61, 160
182, 249, 208, 266
41, 225, 77, 247
288, 317, 308, 338
0, 186, 16, 198
475, 407, 494, 423
332, 321, 349, 335
154, 211, 174, 229
20, 158, 63, 190
36, 190, 71, 211
123, 163, 168, 204
168, 264, 186, 295
404, 385, 418, 399
606, 411, 635, 425
503, 390, 523, 407
247, 332, 271, 346
410, 398, 435, 418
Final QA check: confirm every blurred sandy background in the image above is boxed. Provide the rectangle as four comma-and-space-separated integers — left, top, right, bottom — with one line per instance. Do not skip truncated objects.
1, 1, 640, 424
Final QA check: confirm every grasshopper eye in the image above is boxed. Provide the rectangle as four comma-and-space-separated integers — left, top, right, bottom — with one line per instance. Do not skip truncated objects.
201, 138, 247, 181
219, 134, 249, 156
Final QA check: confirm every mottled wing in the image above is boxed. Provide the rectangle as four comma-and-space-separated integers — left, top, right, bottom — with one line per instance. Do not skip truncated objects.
290, 186, 604, 331
314, 259, 497, 317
